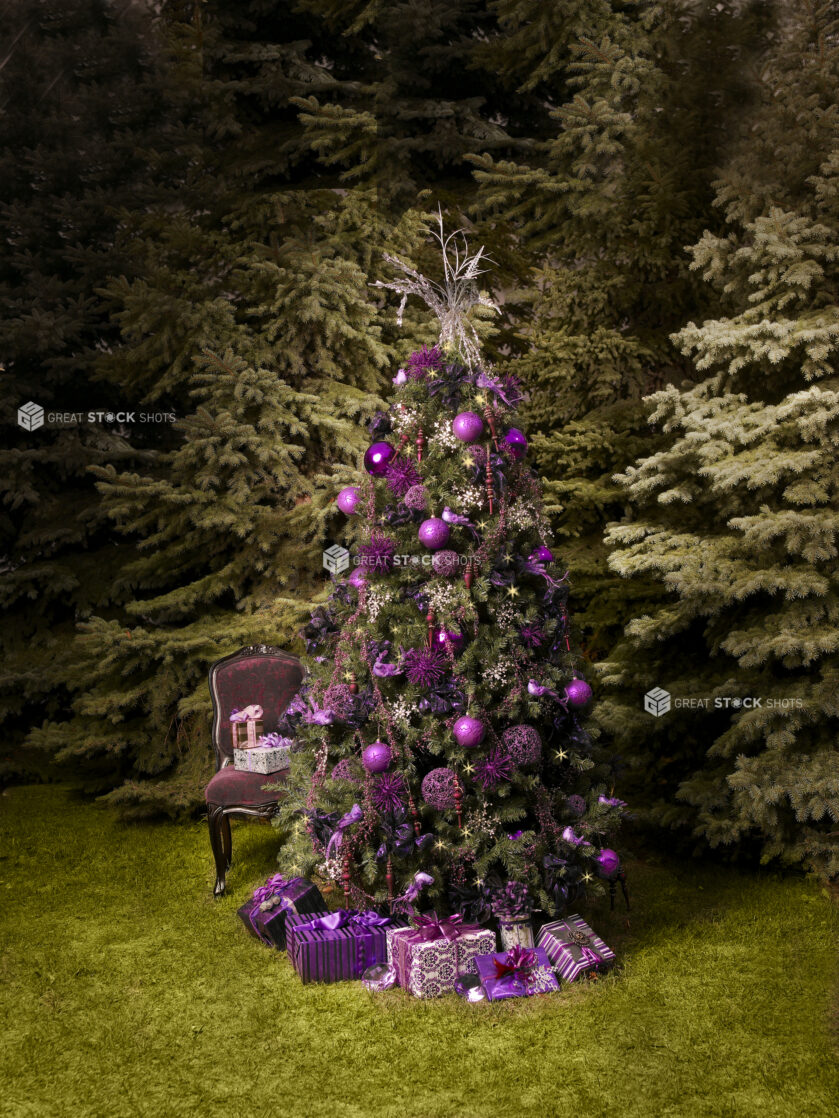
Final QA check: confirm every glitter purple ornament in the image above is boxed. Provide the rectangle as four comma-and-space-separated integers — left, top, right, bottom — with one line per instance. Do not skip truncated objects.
519, 622, 544, 649
431, 549, 460, 577
453, 715, 486, 748
421, 767, 458, 810
473, 747, 513, 790
358, 530, 397, 573
565, 678, 592, 708
504, 428, 528, 460
406, 344, 442, 379
596, 848, 621, 880
403, 484, 428, 511
418, 517, 450, 550
384, 455, 422, 497
404, 647, 447, 689
452, 411, 485, 443
336, 486, 361, 515
371, 772, 406, 812
364, 441, 396, 476
500, 724, 542, 767
362, 741, 392, 774
529, 546, 554, 563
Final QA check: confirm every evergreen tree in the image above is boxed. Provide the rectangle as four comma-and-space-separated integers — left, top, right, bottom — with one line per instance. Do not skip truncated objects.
597, 2, 839, 876
470, 0, 772, 656
0, 0, 181, 786
276, 228, 624, 916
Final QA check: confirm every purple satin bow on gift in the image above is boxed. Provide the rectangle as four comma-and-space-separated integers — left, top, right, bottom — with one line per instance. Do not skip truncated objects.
404, 911, 479, 944
325, 803, 363, 859
229, 704, 263, 723
256, 733, 293, 750
251, 874, 289, 907
493, 945, 538, 983
294, 909, 393, 933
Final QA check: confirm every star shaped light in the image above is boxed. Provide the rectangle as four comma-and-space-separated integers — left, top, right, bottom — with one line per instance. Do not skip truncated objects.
507, 585, 519, 598
553, 748, 568, 762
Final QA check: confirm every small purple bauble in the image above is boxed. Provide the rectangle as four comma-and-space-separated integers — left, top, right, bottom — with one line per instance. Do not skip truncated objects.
501, 724, 542, 767
431, 549, 460, 577
565, 678, 593, 708
336, 486, 361, 515
453, 715, 486, 749
433, 627, 465, 655
597, 848, 621, 880
565, 794, 587, 817
364, 441, 396, 476
362, 741, 392, 774
504, 428, 528, 460
452, 411, 485, 444
418, 517, 450, 551
347, 566, 368, 589
403, 484, 428, 511
421, 767, 458, 811
529, 545, 553, 563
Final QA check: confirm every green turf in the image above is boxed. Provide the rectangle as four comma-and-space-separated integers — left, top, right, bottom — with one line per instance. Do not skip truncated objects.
1, 785, 837, 1118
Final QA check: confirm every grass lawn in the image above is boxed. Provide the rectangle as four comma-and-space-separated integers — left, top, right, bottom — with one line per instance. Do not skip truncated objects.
1, 785, 837, 1118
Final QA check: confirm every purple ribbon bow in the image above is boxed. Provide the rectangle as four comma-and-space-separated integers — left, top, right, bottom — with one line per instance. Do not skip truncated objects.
325, 803, 363, 859
404, 912, 479, 945
251, 874, 290, 907
493, 945, 538, 983
294, 909, 393, 933
229, 704, 263, 723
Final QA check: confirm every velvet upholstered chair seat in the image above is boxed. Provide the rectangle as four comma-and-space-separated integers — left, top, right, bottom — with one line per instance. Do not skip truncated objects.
204, 645, 305, 895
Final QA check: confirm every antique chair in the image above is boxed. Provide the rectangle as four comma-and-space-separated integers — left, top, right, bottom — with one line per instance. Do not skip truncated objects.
205, 644, 305, 896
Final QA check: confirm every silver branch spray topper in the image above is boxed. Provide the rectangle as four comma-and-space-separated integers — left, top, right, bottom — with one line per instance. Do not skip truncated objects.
372, 208, 499, 370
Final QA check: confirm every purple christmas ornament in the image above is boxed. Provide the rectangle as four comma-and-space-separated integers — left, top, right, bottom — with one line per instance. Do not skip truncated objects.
403, 484, 428, 511
431, 549, 460, 577
384, 456, 422, 497
452, 411, 485, 444
500, 724, 542, 767
529, 546, 554, 563
504, 428, 528, 460
331, 758, 361, 783
364, 441, 396, 476
596, 848, 621, 880
371, 772, 406, 813
336, 486, 361, 515
473, 747, 513, 790
404, 647, 447, 689
565, 794, 587, 817
348, 566, 368, 589
565, 678, 592, 708
453, 715, 486, 748
421, 767, 458, 811
362, 741, 392, 774
418, 517, 450, 550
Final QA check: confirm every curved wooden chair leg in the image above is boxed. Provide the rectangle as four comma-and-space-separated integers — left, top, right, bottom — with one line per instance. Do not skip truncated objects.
208, 805, 228, 896
221, 814, 233, 870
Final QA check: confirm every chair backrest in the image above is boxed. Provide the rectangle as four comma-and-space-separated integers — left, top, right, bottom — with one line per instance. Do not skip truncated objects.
208, 645, 305, 769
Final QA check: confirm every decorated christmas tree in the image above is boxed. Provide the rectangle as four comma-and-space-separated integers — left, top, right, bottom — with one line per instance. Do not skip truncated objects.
276, 219, 626, 918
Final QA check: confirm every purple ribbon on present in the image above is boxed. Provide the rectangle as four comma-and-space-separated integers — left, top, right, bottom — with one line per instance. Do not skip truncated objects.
565, 928, 603, 967
493, 945, 538, 985
294, 909, 393, 933
229, 705, 263, 722
403, 912, 480, 945
250, 874, 295, 913
325, 803, 363, 859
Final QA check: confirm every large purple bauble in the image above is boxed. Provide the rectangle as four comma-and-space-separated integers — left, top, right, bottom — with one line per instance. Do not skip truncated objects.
347, 566, 368, 589
364, 441, 396, 476
453, 715, 486, 748
418, 517, 450, 550
504, 427, 528, 460
565, 678, 592, 708
529, 545, 554, 564
433, 627, 465, 655
452, 411, 485, 444
362, 741, 392, 774
596, 848, 621, 880
336, 486, 361, 515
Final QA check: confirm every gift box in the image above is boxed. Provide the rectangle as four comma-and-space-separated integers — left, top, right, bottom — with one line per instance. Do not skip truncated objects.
286, 910, 410, 984
237, 874, 326, 949
386, 914, 497, 998
475, 946, 560, 1001
233, 738, 291, 774
497, 915, 535, 952
229, 704, 264, 749
536, 913, 615, 982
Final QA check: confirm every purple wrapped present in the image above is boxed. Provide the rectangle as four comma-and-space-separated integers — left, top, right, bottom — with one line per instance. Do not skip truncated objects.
237, 874, 325, 949
286, 910, 410, 984
475, 945, 559, 1001
386, 913, 496, 998
537, 913, 615, 982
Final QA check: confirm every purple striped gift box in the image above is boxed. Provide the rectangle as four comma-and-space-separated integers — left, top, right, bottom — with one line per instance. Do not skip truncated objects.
536, 914, 615, 983
237, 875, 325, 949
286, 910, 410, 984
